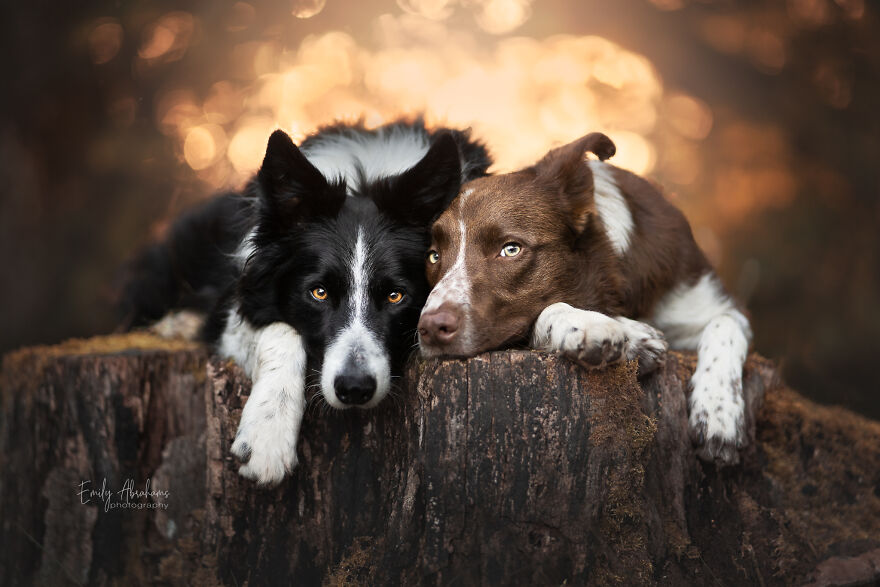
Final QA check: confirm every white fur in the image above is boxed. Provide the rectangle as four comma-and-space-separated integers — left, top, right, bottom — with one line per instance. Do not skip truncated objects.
532, 302, 666, 371
650, 273, 750, 349
229, 321, 307, 485
651, 273, 752, 462
420, 212, 473, 354
588, 160, 633, 256
233, 229, 256, 270
149, 310, 204, 341
615, 315, 669, 372
218, 306, 260, 377
687, 313, 750, 461
233, 129, 434, 268
304, 128, 430, 192
320, 229, 391, 408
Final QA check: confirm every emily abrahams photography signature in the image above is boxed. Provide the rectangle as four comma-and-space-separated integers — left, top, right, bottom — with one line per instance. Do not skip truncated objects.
77, 478, 170, 513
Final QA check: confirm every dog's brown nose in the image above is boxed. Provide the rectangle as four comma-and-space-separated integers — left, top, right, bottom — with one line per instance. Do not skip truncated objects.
418, 310, 461, 346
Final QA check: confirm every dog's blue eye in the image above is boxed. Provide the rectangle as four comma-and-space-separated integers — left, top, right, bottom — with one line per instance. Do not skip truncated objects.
310, 287, 328, 301
427, 250, 440, 264
500, 243, 522, 257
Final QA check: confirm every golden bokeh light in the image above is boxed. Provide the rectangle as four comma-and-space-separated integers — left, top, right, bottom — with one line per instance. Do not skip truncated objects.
184, 125, 227, 171
292, 0, 327, 19
397, 0, 456, 21
227, 2, 257, 32
138, 12, 195, 64
397, 0, 533, 33
664, 93, 713, 141
228, 118, 276, 174
172, 14, 672, 184
88, 19, 124, 65
158, 8, 794, 233
473, 0, 533, 35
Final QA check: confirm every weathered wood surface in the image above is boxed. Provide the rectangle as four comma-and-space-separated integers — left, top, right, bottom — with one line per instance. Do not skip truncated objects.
1, 334, 879, 586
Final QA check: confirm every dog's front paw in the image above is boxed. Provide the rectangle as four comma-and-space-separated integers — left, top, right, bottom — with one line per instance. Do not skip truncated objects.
615, 317, 668, 375
231, 422, 298, 486
688, 372, 746, 465
231, 387, 299, 486
533, 303, 627, 369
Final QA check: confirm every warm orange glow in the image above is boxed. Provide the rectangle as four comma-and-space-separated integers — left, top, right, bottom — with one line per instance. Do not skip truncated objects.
227, 2, 256, 32
473, 0, 533, 35
174, 15, 671, 183
184, 125, 226, 170
397, 0, 533, 33
138, 12, 195, 64
88, 19, 123, 65
162, 8, 789, 236
747, 29, 786, 73
664, 93, 713, 141
228, 119, 276, 174
711, 123, 796, 222
292, 0, 326, 19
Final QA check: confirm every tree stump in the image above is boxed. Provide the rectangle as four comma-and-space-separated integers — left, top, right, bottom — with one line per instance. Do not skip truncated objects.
1, 334, 879, 586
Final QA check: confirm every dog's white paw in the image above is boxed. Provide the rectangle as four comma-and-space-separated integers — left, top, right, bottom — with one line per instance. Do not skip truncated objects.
687, 371, 746, 465
533, 303, 627, 368
231, 386, 299, 486
616, 316, 668, 375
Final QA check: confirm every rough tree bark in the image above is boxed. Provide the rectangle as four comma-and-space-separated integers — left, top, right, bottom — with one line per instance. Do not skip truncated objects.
1, 334, 878, 586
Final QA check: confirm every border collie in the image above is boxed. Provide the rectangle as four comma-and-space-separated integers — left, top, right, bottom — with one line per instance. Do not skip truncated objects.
122, 120, 491, 484
417, 132, 752, 465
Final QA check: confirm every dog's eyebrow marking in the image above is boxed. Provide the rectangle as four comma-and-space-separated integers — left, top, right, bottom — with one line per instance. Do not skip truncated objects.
588, 160, 633, 256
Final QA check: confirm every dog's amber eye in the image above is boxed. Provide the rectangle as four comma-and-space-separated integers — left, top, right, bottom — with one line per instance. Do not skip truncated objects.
500, 242, 522, 257
387, 291, 405, 304
310, 287, 328, 301
427, 250, 440, 264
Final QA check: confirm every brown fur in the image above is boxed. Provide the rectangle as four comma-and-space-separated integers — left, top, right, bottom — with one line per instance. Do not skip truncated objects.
422, 132, 711, 356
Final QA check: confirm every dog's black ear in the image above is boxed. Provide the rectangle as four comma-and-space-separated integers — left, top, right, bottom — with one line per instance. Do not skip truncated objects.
534, 132, 616, 233
256, 130, 346, 234
374, 132, 462, 226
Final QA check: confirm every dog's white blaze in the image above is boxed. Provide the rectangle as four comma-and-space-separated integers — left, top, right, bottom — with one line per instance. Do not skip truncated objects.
227, 318, 307, 486
422, 219, 472, 314
351, 228, 368, 320
588, 160, 633, 256
651, 272, 752, 458
320, 229, 391, 409
420, 210, 473, 352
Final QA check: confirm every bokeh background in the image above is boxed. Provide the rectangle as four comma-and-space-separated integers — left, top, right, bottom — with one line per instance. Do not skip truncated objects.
1, 0, 877, 416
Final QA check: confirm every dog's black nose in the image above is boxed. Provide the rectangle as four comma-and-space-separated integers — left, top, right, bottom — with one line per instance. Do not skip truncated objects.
418, 309, 461, 346
334, 373, 376, 405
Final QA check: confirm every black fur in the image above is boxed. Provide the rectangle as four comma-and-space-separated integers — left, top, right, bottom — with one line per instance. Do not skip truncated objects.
120, 119, 491, 377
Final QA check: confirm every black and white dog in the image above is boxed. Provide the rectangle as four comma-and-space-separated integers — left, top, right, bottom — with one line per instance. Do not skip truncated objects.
122, 120, 491, 484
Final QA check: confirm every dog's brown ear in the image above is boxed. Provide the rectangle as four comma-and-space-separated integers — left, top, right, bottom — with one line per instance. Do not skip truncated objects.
534, 132, 616, 233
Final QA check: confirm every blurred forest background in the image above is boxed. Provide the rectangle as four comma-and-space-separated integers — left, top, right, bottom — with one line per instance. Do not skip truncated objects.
0, 0, 877, 416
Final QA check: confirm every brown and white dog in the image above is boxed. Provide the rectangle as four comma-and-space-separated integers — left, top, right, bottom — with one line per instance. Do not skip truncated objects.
417, 132, 752, 465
